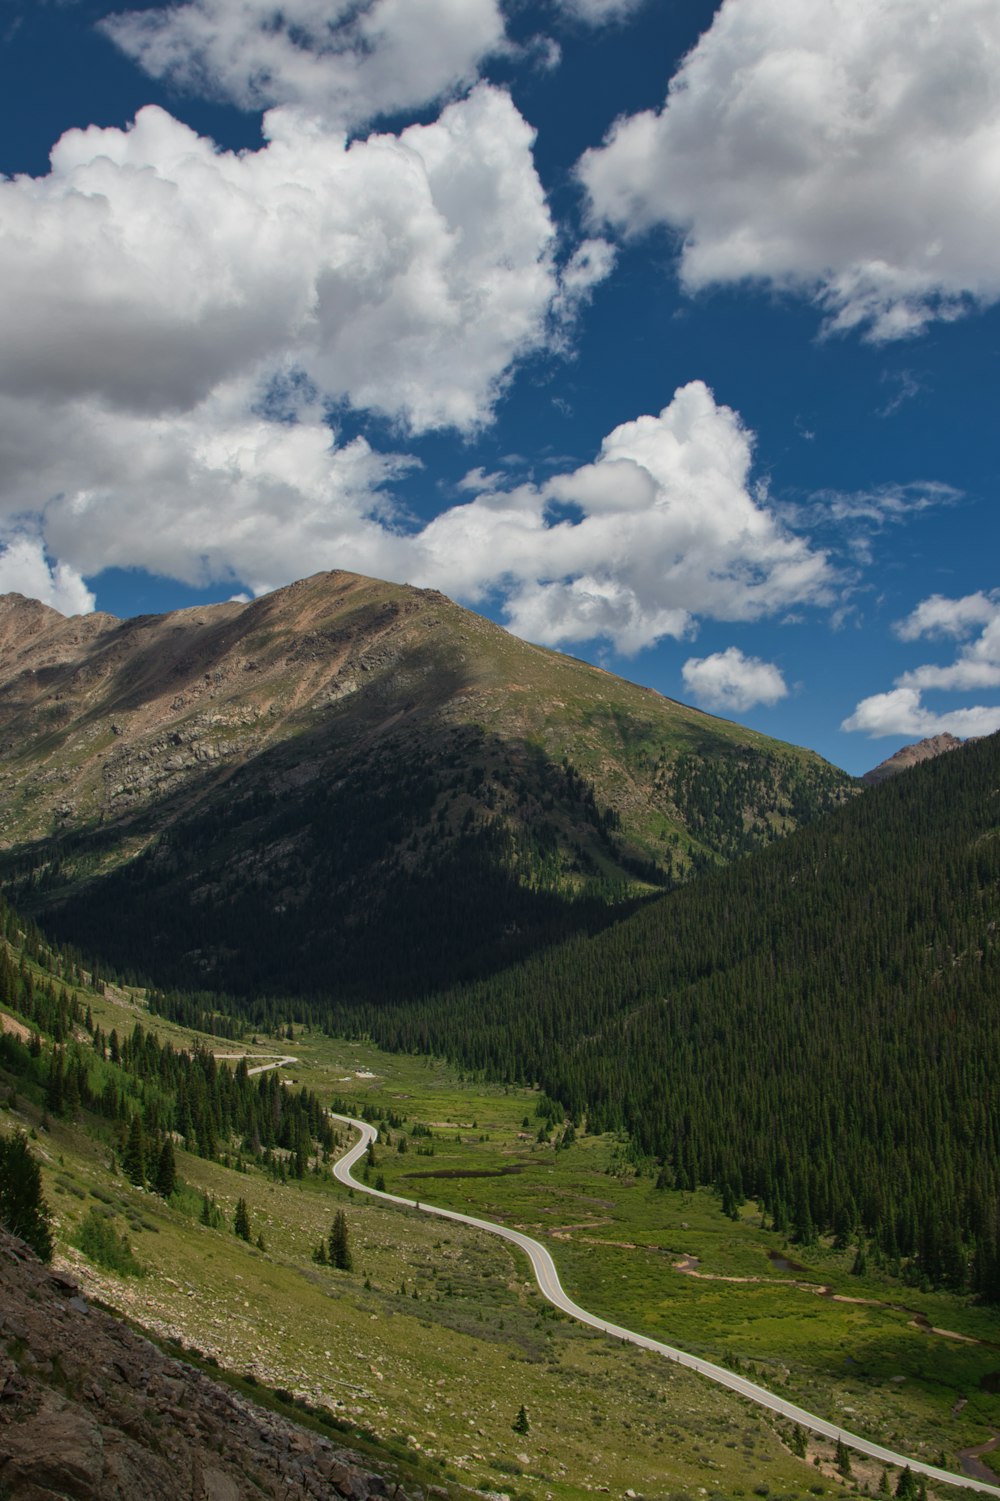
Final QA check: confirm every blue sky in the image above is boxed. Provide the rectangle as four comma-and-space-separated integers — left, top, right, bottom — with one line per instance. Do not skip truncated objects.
1, 0, 998, 774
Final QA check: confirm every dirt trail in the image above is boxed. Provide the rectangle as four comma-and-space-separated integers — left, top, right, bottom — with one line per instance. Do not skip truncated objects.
669, 1255, 999, 1348
960, 1433, 1000, 1485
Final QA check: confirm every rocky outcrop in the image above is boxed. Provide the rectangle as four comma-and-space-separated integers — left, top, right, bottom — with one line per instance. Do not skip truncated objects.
862, 732, 966, 785
0, 1231, 416, 1501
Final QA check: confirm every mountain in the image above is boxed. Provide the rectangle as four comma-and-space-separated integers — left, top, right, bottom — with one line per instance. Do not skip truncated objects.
0, 572, 852, 997
862, 732, 966, 785
343, 731, 1000, 1296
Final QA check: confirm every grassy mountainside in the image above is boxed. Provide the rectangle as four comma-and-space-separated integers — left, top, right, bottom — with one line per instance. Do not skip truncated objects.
0, 572, 852, 996
331, 732, 1000, 1297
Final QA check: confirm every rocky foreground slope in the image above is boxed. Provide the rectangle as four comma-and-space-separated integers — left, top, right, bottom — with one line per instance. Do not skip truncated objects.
0, 572, 853, 997
0, 1229, 414, 1501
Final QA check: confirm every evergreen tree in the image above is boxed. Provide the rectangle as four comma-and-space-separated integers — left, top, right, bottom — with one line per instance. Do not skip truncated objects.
329, 1209, 352, 1270
0, 1132, 53, 1261
895, 1467, 918, 1501
154, 1136, 177, 1197
234, 1196, 251, 1242
121, 1113, 146, 1187
512, 1405, 530, 1435
835, 1436, 852, 1478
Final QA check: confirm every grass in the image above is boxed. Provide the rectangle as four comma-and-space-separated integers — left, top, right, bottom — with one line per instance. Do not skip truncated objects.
4, 984, 997, 1501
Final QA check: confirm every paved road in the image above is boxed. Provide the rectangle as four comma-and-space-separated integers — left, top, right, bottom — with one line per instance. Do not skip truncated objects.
331, 1114, 1000, 1498
214, 1052, 298, 1077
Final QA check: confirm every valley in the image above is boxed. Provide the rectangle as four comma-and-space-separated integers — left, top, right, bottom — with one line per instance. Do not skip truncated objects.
3, 962, 999, 1500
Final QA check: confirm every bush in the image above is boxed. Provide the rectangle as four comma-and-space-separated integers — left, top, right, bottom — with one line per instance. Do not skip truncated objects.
74, 1207, 145, 1277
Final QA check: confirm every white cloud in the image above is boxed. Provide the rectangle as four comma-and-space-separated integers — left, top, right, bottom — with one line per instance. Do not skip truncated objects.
1, 380, 414, 599
1, 378, 832, 653
681, 647, 788, 713
102, 0, 507, 129
578, 0, 1000, 340
841, 688, 1000, 739
0, 536, 95, 615
842, 590, 1000, 736
554, 0, 647, 23
412, 380, 833, 652
0, 87, 558, 435
894, 589, 999, 641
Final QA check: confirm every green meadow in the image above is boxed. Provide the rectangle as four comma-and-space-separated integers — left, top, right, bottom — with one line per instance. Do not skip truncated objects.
4, 981, 998, 1501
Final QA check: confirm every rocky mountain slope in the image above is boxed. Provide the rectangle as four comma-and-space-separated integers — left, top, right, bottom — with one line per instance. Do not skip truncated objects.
0, 1229, 412, 1501
862, 732, 966, 785
0, 572, 853, 997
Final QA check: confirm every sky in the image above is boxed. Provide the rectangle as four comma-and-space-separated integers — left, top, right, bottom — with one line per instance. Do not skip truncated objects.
1, 0, 998, 775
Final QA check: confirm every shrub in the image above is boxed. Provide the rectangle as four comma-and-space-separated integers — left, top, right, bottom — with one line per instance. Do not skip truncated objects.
75, 1207, 145, 1277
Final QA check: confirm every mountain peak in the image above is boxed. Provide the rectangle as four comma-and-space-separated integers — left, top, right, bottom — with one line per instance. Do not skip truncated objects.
862, 732, 965, 786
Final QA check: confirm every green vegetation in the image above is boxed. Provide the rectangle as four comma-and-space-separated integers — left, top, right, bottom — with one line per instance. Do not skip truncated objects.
328, 733, 1000, 1300
74, 1205, 145, 1277
0, 1129, 52, 1260
2, 935, 997, 1499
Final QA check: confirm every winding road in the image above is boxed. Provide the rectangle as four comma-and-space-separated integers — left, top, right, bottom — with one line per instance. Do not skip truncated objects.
331, 1114, 1000, 1498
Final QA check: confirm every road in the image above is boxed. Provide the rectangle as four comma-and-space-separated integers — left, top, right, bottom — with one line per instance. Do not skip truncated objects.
331, 1114, 1000, 1498
213, 1053, 298, 1077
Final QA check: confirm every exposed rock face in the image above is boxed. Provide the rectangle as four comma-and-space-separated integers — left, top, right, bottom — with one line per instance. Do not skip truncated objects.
0, 1231, 412, 1501
862, 733, 965, 786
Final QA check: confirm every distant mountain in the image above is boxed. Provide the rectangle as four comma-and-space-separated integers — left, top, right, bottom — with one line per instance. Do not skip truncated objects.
862, 732, 965, 785
0, 572, 852, 997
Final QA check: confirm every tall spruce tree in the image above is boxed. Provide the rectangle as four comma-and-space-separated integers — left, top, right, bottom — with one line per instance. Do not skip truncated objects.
0, 1132, 53, 1261
329, 1209, 352, 1270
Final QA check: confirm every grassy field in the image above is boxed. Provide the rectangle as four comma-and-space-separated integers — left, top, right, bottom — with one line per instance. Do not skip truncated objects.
4, 986, 998, 1501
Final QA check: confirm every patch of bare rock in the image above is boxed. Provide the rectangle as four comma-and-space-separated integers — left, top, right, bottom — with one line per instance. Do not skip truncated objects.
862, 732, 966, 785
0, 1230, 416, 1501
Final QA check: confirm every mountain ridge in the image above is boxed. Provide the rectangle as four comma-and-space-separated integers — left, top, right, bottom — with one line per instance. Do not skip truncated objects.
0, 570, 854, 997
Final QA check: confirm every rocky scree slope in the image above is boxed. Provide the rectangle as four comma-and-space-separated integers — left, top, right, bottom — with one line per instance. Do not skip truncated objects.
0, 1229, 414, 1501
0, 573, 853, 997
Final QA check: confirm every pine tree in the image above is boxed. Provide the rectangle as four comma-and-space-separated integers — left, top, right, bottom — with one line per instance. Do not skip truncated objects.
512, 1405, 530, 1435
154, 1136, 177, 1197
836, 1436, 852, 1478
895, 1467, 918, 1501
0, 1132, 53, 1261
121, 1113, 146, 1187
234, 1197, 252, 1242
329, 1209, 352, 1270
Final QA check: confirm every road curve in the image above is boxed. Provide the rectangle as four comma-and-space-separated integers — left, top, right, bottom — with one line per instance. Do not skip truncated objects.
331, 1114, 1000, 1498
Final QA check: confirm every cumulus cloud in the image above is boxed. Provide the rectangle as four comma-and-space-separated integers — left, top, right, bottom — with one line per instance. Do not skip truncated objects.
894, 590, 999, 641
0, 373, 420, 598
102, 0, 507, 128
681, 647, 788, 713
842, 590, 1000, 736
0, 87, 558, 434
2, 377, 832, 653
411, 380, 833, 652
841, 689, 1000, 739
0, 536, 95, 616
578, 0, 1000, 339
